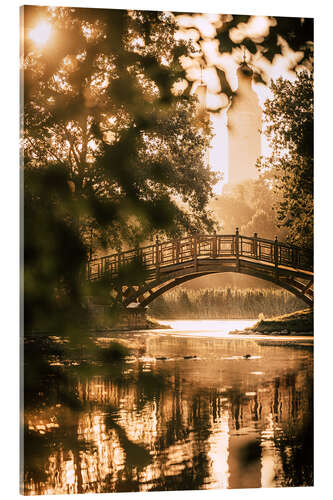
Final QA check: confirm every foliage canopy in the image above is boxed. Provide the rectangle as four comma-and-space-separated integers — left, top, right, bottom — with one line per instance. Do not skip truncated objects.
210, 176, 288, 240
257, 71, 313, 248
23, 6, 217, 250
23, 6, 218, 332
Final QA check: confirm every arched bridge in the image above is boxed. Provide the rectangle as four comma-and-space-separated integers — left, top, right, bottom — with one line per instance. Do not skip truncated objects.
87, 230, 313, 307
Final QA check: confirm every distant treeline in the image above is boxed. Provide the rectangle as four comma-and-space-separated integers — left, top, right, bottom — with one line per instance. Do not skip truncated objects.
148, 288, 305, 320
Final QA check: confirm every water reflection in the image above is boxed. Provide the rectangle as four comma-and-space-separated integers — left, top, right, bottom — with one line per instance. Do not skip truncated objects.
24, 324, 313, 494
156, 319, 257, 335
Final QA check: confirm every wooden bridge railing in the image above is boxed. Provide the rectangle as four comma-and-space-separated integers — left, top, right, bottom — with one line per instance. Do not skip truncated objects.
87, 230, 313, 281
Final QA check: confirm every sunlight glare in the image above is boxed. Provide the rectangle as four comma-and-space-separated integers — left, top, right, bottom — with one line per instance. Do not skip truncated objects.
156, 319, 257, 336
29, 21, 52, 48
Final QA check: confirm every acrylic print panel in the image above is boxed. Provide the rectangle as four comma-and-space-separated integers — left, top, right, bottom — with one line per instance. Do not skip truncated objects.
21, 1, 314, 496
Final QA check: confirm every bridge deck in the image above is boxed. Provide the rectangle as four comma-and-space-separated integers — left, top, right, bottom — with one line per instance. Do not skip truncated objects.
87, 232, 313, 281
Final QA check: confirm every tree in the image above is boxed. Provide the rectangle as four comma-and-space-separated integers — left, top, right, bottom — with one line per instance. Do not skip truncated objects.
210, 176, 287, 239
173, 13, 313, 113
257, 71, 313, 248
210, 187, 255, 233
216, 15, 313, 67
23, 6, 217, 248
22, 6, 218, 332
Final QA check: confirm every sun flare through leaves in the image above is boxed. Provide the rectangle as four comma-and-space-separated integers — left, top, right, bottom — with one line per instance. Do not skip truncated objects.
29, 20, 52, 48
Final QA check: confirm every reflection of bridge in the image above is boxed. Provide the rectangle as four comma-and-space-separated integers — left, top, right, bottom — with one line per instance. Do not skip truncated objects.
87, 230, 313, 307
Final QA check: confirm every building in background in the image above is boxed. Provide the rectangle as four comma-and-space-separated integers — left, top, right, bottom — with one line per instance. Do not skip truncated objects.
227, 61, 262, 186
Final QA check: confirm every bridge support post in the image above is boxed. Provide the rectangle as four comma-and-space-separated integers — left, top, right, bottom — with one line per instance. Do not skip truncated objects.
117, 249, 121, 274
176, 239, 180, 263
293, 247, 299, 268
193, 233, 198, 272
253, 233, 258, 259
155, 236, 160, 278
274, 236, 279, 282
235, 227, 240, 271
212, 230, 217, 258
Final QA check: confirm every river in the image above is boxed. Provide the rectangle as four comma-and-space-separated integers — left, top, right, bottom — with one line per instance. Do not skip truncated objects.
24, 319, 313, 494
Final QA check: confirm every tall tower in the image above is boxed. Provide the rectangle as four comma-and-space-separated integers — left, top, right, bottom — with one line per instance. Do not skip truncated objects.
227, 61, 261, 186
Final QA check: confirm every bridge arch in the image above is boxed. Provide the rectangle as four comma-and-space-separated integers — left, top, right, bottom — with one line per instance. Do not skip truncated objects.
134, 269, 313, 308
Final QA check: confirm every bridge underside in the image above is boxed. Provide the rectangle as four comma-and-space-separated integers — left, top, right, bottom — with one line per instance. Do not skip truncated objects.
120, 256, 314, 307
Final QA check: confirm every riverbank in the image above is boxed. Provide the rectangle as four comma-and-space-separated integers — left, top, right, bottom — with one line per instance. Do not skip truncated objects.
107, 317, 171, 332
231, 308, 313, 336
88, 317, 171, 334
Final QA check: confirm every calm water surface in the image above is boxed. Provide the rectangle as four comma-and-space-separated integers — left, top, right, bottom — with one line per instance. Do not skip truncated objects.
24, 319, 313, 494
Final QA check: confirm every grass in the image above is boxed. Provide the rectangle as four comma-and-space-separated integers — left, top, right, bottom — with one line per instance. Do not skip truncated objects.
249, 308, 313, 334
148, 287, 306, 320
